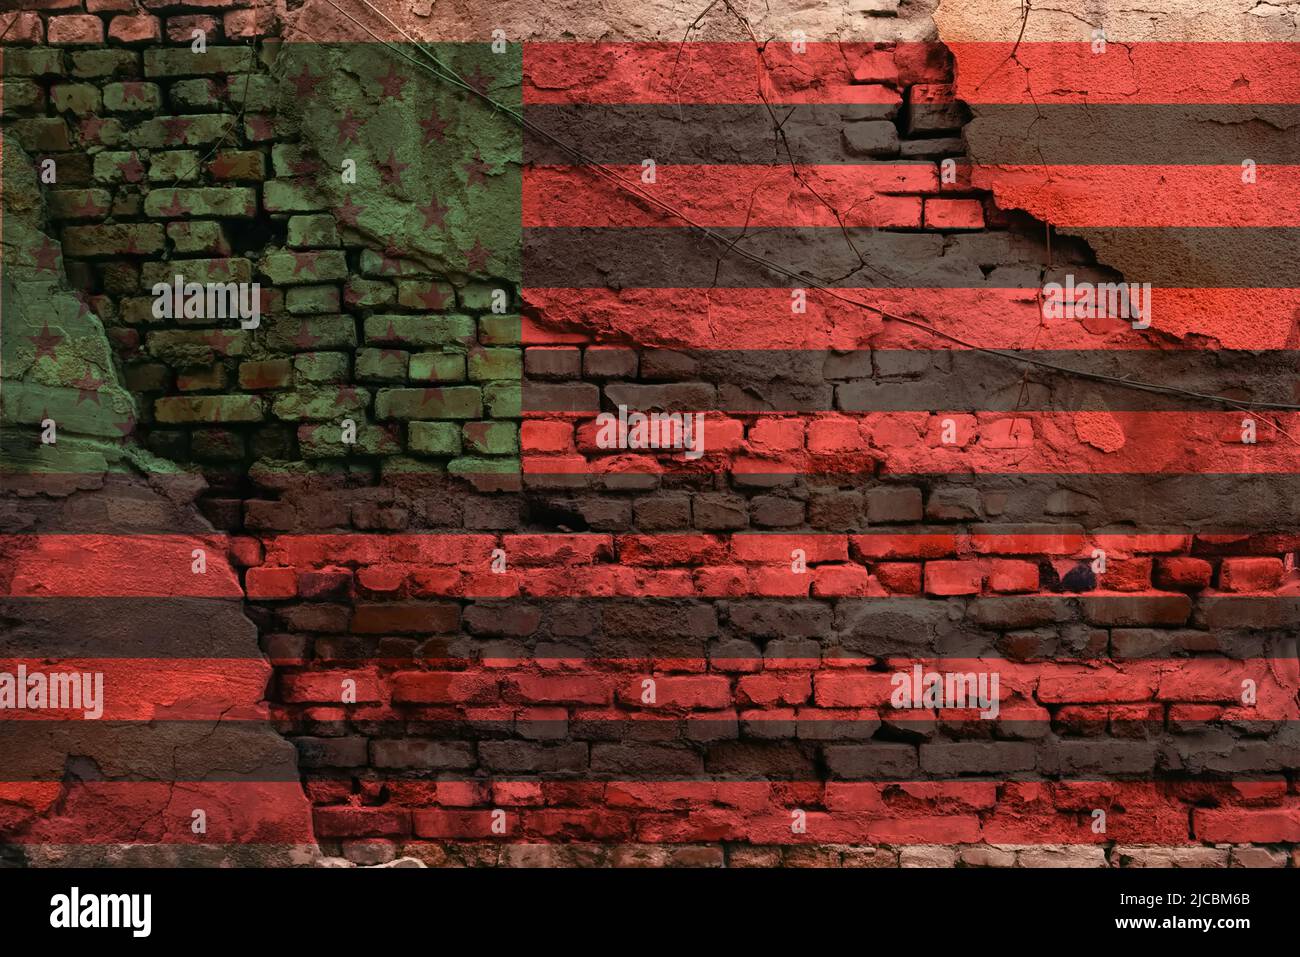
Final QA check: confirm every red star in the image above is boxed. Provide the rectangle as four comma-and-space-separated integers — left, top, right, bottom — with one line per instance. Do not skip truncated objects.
290, 156, 321, 176
73, 369, 105, 405
114, 412, 136, 437
71, 291, 92, 319
418, 284, 449, 310
335, 385, 360, 407
209, 75, 231, 100
158, 192, 190, 217
464, 151, 493, 188
292, 321, 321, 350
120, 81, 150, 104
419, 108, 448, 144
464, 65, 492, 95
381, 321, 406, 345
466, 239, 491, 273
419, 197, 449, 229
118, 153, 145, 183
334, 195, 365, 228
208, 258, 232, 278
291, 66, 322, 97
246, 115, 274, 140
207, 153, 240, 179
79, 115, 107, 143
203, 329, 236, 353
29, 323, 63, 361
292, 251, 320, 276
336, 108, 362, 145
161, 116, 192, 145
32, 238, 60, 273
376, 64, 408, 100
378, 149, 410, 188
72, 191, 105, 219
379, 244, 406, 275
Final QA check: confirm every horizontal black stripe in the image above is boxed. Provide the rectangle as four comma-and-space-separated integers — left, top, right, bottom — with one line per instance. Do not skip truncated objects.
263, 597, 1300, 659
524, 227, 1300, 288
0, 598, 256, 657
0, 723, 303, 781
523, 473, 1300, 530
525, 103, 908, 165
966, 105, 1300, 166
526, 349, 1300, 412
523, 103, 1300, 165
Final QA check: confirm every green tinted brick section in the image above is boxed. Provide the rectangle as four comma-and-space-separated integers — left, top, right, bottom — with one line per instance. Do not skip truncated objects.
468, 347, 521, 382
69, 50, 137, 78
355, 348, 408, 382
130, 114, 237, 148
286, 215, 340, 248
145, 150, 200, 182
408, 421, 462, 456
477, 314, 521, 345
49, 83, 102, 114
346, 278, 395, 309
259, 249, 347, 284
155, 394, 264, 423
271, 386, 370, 421
364, 314, 475, 348
263, 315, 357, 351
483, 381, 521, 419
62, 223, 163, 256
463, 421, 518, 455
293, 351, 349, 384
375, 387, 482, 420
144, 187, 256, 218
239, 358, 292, 390
298, 421, 402, 458
409, 351, 465, 382
141, 258, 252, 286
286, 285, 341, 314
103, 81, 162, 112
4, 49, 65, 76
143, 47, 258, 77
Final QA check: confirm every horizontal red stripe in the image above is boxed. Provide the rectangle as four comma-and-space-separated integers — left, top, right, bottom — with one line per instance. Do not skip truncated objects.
273, 658, 1300, 720
0, 782, 313, 844
522, 411, 1300, 475
525, 164, 1300, 228
4, 534, 241, 598
523, 42, 1300, 105
7, 531, 1298, 597
0, 659, 270, 721
7, 781, 1292, 845
521, 287, 1300, 351
976, 165, 1300, 227
311, 780, 1299, 845
524, 42, 902, 105
525, 164, 934, 228
950, 42, 1300, 105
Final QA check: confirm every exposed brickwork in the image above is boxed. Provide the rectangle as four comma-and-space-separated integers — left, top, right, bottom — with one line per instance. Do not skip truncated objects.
2, 0, 1297, 868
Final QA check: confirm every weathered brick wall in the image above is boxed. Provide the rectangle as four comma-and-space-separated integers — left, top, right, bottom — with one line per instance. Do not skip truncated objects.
3, 0, 1297, 867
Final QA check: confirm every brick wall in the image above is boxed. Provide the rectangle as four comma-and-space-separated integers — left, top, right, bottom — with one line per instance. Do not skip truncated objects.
3, 0, 1297, 867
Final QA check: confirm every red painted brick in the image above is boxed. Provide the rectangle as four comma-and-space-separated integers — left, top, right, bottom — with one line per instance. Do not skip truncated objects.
1218, 556, 1284, 592
987, 559, 1038, 593
245, 565, 296, 599
108, 13, 161, 43
48, 15, 105, 45
924, 197, 984, 230
924, 560, 983, 596
1154, 556, 1212, 590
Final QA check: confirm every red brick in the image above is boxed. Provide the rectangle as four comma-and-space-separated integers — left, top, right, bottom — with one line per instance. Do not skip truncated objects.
736, 674, 810, 707
924, 560, 983, 596
166, 14, 219, 42
223, 6, 273, 37
1218, 556, 1284, 592
875, 562, 922, 594
811, 564, 873, 596
924, 198, 984, 230
1154, 556, 1212, 590
987, 559, 1038, 593
391, 671, 498, 705
108, 13, 161, 43
1, 12, 44, 43
244, 566, 296, 599
619, 675, 731, 710
48, 15, 105, 45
